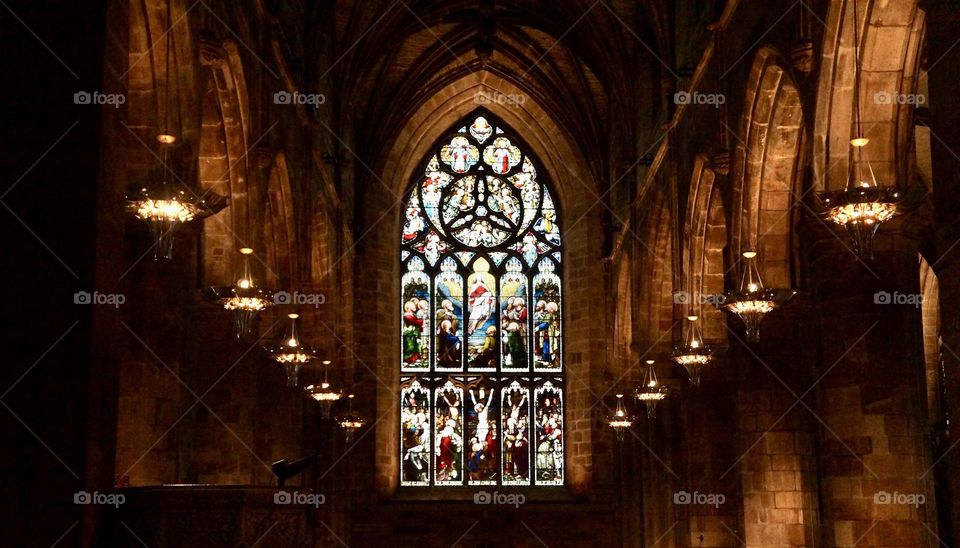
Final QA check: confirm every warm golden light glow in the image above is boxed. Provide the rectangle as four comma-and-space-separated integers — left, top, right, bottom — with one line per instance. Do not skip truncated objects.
156, 133, 177, 144
133, 198, 197, 223
850, 137, 869, 147
222, 296, 270, 311
825, 202, 898, 227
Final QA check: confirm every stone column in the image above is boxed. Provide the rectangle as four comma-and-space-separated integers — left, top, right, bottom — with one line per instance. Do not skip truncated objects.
807, 222, 937, 547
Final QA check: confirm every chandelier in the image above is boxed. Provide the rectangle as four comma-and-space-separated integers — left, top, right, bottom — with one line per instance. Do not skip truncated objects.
304, 361, 341, 417
634, 359, 669, 419
265, 313, 317, 387
606, 394, 635, 441
716, 251, 795, 343
126, 0, 224, 260
336, 394, 366, 444
670, 315, 714, 386
817, 0, 900, 258
205, 247, 275, 339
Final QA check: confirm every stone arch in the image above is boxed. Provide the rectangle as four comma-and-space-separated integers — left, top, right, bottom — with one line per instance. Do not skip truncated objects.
365, 71, 604, 495
920, 255, 943, 426
637, 188, 678, 349
684, 155, 728, 341
813, 0, 925, 192
735, 47, 804, 288
262, 152, 297, 289
198, 39, 255, 285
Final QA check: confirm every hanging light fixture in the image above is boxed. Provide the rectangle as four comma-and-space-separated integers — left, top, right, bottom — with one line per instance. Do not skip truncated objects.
670, 315, 714, 387
716, 251, 796, 343
336, 394, 366, 445
606, 394, 635, 441
265, 313, 317, 387
634, 359, 669, 419
818, 0, 900, 258
205, 247, 275, 339
125, 0, 224, 260
305, 360, 341, 418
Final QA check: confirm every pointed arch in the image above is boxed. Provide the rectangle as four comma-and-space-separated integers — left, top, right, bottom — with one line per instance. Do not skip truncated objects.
734, 47, 804, 288
397, 110, 565, 489
263, 152, 297, 289
684, 155, 728, 341
813, 0, 925, 193
198, 39, 254, 285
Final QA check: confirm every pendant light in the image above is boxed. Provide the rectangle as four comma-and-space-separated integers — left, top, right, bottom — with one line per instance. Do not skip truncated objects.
337, 394, 366, 445
606, 394, 636, 441
670, 316, 714, 386
818, 0, 901, 258
634, 359, 669, 419
305, 361, 341, 418
716, 251, 795, 342
265, 313, 317, 386
125, 0, 225, 259
205, 247, 275, 339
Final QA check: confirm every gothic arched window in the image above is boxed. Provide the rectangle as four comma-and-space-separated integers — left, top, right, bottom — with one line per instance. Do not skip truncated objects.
400, 111, 564, 487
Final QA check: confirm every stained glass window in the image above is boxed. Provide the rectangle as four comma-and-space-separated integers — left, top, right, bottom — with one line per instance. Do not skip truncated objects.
400, 112, 564, 488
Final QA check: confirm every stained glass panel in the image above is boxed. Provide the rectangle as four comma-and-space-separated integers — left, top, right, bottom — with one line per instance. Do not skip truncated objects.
400, 111, 564, 488
502, 380, 531, 485
401, 380, 431, 485
466, 381, 498, 485
435, 380, 465, 485
534, 381, 563, 485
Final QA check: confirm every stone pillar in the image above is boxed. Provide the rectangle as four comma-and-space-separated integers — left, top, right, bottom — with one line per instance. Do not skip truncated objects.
808, 223, 937, 547
731, 302, 820, 548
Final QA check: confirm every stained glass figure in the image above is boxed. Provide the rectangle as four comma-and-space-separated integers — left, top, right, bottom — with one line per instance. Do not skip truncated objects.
534, 381, 563, 485
440, 136, 479, 173
399, 111, 564, 487
533, 259, 561, 370
483, 137, 521, 174
499, 257, 529, 370
435, 258, 463, 370
401, 257, 430, 370
466, 380, 498, 485
435, 380, 465, 484
469, 116, 494, 143
502, 380, 530, 485
466, 258, 498, 370
401, 380, 431, 485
